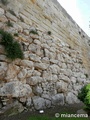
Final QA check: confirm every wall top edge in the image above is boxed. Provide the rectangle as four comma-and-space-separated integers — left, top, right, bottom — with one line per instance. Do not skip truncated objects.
52, 0, 90, 39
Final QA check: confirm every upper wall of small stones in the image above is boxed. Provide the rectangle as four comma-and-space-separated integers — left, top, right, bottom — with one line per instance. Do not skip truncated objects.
0, 0, 90, 72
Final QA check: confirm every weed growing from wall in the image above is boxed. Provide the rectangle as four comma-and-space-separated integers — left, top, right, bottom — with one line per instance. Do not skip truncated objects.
79, 61, 83, 64
8, 9, 16, 16
29, 30, 38, 35
20, 16, 24, 22
47, 31, 51, 35
0, 29, 23, 60
5, 20, 13, 27
14, 33, 19, 37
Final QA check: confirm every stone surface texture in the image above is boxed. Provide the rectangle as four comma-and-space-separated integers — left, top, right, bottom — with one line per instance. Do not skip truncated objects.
0, 0, 90, 112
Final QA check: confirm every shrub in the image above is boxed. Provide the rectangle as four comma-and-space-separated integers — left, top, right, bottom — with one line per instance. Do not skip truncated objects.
6, 41, 23, 60
78, 84, 90, 110
0, 29, 13, 46
0, 29, 23, 60
78, 85, 88, 102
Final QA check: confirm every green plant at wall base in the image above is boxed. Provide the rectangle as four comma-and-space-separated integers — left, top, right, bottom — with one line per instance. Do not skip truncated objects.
29, 30, 38, 35
0, 29, 23, 60
5, 20, 13, 27
78, 85, 88, 102
1, 0, 8, 5
78, 84, 90, 110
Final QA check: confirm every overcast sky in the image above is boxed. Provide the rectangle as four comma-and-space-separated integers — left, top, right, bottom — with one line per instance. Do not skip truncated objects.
57, 0, 90, 36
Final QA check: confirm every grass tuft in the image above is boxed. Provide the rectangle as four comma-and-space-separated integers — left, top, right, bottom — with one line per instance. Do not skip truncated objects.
0, 29, 23, 60
5, 20, 13, 27
29, 30, 38, 35
14, 33, 19, 37
47, 31, 51, 35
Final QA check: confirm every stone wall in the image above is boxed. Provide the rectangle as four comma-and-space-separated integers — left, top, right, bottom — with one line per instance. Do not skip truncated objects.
0, 0, 90, 112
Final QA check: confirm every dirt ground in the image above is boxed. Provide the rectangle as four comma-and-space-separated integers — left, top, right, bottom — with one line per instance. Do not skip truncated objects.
0, 102, 85, 120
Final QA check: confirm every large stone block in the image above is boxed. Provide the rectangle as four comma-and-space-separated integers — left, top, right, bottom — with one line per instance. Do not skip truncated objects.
5, 64, 20, 81
56, 81, 68, 93
26, 68, 34, 77
18, 68, 27, 80
41, 94, 51, 100
32, 96, 46, 110
0, 8, 4, 15
59, 74, 70, 83
32, 70, 41, 76
33, 86, 43, 95
28, 44, 38, 53
42, 71, 57, 81
49, 64, 60, 74
34, 62, 49, 70
6, 12, 17, 22
45, 99, 51, 108
51, 94, 64, 105
29, 53, 41, 62
26, 97, 32, 107
20, 60, 34, 68
66, 92, 80, 104
41, 57, 50, 63
0, 15, 7, 22
27, 76, 42, 85
0, 81, 32, 97
0, 62, 7, 80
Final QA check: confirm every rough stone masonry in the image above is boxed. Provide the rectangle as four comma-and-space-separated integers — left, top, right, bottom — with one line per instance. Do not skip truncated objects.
0, 0, 90, 113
